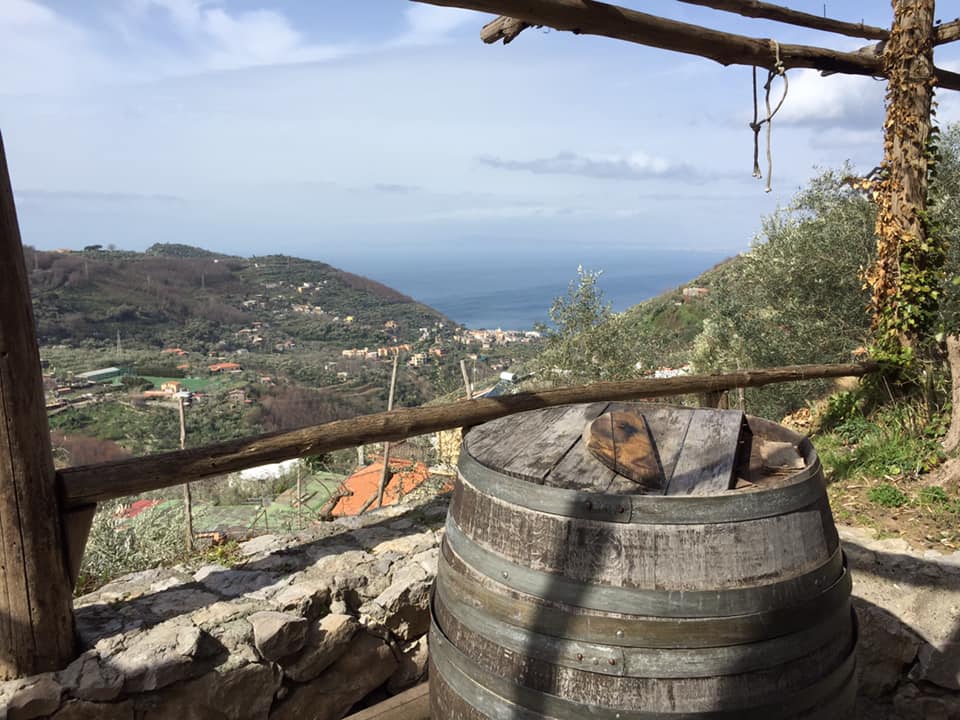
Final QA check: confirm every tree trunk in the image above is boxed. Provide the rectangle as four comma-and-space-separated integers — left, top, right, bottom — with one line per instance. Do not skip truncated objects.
942, 335, 960, 453
866, 0, 938, 358
0, 132, 76, 678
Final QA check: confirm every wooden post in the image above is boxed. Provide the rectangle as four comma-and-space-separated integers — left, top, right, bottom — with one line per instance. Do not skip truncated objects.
178, 396, 193, 552
460, 359, 474, 399
376, 353, 400, 508
866, 0, 937, 355
0, 132, 76, 678
297, 463, 303, 531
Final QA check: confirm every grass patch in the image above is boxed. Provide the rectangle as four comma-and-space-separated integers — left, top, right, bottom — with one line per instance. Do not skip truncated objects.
816, 402, 945, 484
817, 398, 959, 550
867, 483, 909, 508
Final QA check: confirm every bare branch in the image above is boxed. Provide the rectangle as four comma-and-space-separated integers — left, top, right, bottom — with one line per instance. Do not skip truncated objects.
676, 0, 888, 41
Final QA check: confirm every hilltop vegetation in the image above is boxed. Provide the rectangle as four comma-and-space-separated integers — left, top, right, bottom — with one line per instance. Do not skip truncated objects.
538, 125, 960, 419
27, 243, 447, 349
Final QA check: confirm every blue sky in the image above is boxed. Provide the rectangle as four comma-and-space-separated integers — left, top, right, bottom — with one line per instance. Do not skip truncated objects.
2, 1, 960, 271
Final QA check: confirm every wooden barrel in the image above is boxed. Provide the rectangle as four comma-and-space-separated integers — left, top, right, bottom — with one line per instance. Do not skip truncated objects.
430, 402, 856, 719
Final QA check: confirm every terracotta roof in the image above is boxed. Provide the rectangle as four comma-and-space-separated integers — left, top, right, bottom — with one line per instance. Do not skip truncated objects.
208, 362, 242, 372
331, 458, 430, 517
123, 499, 160, 518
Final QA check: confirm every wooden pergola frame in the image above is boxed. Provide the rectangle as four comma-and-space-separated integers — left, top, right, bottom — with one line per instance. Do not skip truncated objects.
417, 0, 959, 353
0, 0, 954, 682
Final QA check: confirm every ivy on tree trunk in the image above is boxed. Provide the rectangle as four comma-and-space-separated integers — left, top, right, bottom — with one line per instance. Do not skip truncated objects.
866, 0, 942, 365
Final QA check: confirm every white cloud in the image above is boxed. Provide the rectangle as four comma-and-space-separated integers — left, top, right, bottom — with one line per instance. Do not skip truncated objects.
0, 0, 118, 94
127, 0, 353, 73
777, 70, 885, 128
479, 150, 703, 182
0, 1, 475, 96
396, 4, 477, 46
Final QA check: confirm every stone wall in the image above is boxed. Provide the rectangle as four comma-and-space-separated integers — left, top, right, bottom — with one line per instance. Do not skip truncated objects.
0, 498, 446, 720
0, 495, 957, 719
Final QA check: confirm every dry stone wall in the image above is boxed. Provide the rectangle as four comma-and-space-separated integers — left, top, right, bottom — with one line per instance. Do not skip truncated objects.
0, 494, 957, 719
0, 498, 446, 720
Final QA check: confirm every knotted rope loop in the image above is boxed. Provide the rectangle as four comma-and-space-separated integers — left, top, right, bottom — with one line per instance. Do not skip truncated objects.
750, 40, 789, 192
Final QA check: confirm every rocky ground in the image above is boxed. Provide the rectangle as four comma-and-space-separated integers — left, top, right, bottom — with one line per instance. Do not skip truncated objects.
843, 524, 960, 719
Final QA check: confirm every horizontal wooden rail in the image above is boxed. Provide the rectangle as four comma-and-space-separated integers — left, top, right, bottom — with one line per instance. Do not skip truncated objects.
58, 361, 878, 509
420, 0, 960, 92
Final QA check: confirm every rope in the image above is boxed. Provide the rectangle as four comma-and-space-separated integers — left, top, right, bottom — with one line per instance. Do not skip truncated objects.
749, 40, 789, 193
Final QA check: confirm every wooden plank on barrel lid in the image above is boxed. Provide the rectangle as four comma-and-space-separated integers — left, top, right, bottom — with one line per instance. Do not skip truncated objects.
544, 434, 617, 492
464, 406, 563, 460
585, 411, 665, 491
498, 402, 610, 482
665, 409, 751, 496
606, 403, 695, 482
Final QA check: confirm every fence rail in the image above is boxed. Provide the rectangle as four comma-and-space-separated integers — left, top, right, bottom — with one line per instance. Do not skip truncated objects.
58, 361, 878, 509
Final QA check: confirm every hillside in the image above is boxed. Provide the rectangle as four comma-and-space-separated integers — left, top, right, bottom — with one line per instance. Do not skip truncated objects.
617, 255, 737, 366
25, 243, 450, 350
34, 243, 540, 464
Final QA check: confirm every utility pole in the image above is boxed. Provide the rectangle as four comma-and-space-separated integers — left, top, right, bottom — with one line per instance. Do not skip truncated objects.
178, 395, 193, 551
460, 359, 474, 399
376, 353, 401, 508
297, 463, 303, 531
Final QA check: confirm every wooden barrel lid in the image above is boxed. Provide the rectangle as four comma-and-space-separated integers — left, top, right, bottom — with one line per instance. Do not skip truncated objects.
462, 402, 801, 496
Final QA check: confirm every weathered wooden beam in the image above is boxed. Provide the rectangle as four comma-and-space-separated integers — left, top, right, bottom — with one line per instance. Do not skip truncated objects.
935, 18, 960, 45
0, 132, 76, 678
674, 0, 888, 41
343, 682, 429, 719
59, 361, 879, 509
481, 15, 533, 44
417, 0, 960, 91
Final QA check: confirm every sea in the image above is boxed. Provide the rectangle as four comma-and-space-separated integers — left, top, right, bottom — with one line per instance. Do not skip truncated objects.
343, 246, 731, 331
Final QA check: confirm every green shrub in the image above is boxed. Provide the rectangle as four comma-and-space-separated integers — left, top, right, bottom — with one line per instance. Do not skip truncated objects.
919, 486, 950, 506
76, 500, 187, 595
867, 484, 909, 508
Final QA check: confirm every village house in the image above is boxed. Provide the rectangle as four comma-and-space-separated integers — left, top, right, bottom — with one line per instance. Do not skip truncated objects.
327, 458, 431, 517
208, 362, 242, 374
377, 344, 412, 358
77, 367, 123, 383
683, 286, 710, 301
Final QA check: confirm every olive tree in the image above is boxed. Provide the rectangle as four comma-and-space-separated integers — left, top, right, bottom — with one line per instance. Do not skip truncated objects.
534, 266, 636, 385
692, 167, 877, 418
